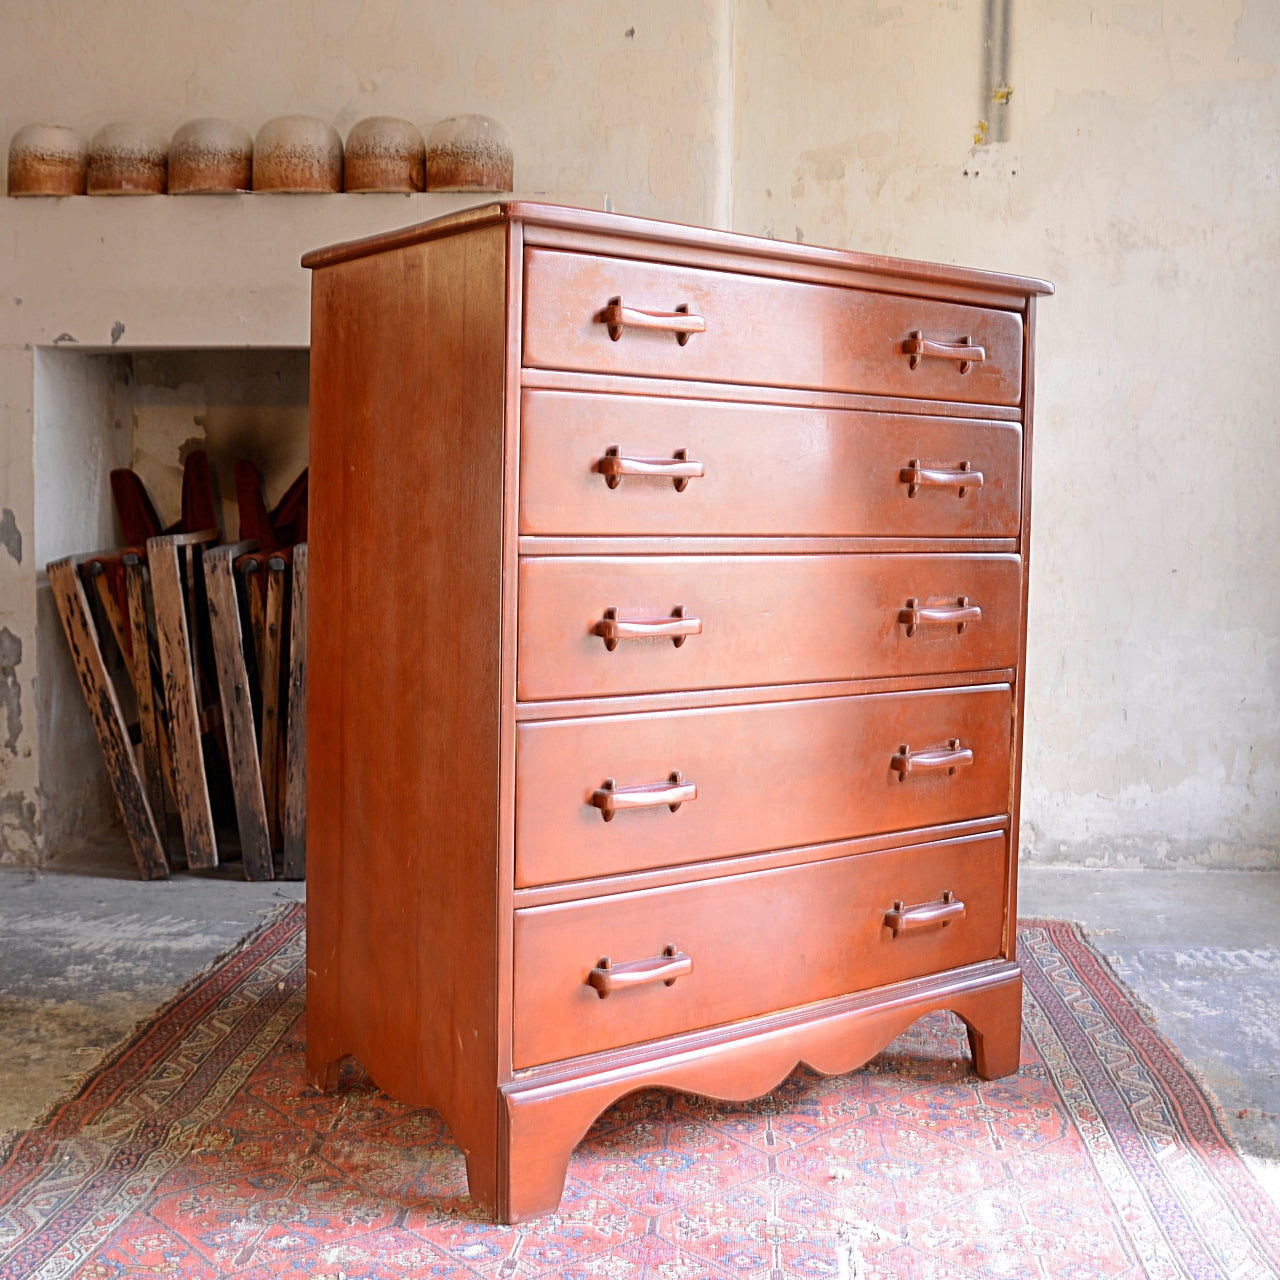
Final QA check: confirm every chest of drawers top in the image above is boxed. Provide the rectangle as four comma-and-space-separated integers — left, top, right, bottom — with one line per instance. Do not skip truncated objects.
304, 201, 1050, 408
302, 199, 1049, 394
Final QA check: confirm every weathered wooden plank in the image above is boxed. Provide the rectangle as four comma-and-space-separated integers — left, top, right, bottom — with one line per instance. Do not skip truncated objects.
83, 561, 131, 673
260, 556, 287, 851
47, 557, 167, 879
282, 542, 308, 880
122, 553, 167, 849
206, 541, 274, 881
148, 530, 220, 871
245, 558, 266, 675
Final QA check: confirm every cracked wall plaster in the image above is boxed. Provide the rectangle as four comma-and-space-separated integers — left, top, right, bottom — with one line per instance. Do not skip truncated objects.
0, 793, 39, 865
0, 510, 21, 565
0, 629, 22, 757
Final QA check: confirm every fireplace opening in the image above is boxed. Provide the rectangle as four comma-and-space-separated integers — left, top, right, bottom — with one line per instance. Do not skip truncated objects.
34, 346, 309, 853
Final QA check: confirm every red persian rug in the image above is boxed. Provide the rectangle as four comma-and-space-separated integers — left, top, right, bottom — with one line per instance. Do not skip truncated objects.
2, 908, 1278, 1279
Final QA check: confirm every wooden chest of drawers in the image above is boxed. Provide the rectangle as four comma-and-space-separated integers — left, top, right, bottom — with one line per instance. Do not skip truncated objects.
302, 203, 1052, 1222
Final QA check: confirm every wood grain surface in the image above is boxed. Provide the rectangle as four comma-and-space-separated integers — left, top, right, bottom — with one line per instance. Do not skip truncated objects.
513, 830, 1007, 1066
205, 542, 273, 881
517, 553, 1021, 699
523, 248, 1024, 404
306, 223, 510, 1209
499, 959, 1023, 1220
519, 389, 1023, 537
282, 542, 308, 880
47, 557, 168, 879
515, 684, 1013, 886
148, 531, 220, 871
302, 202, 1045, 1222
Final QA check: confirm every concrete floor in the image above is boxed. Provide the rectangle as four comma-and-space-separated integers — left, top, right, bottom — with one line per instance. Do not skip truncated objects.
1, 846, 1277, 1208
0, 839, 305, 1140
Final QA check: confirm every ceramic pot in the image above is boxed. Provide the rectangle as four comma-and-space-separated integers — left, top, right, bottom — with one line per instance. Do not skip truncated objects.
87, 122, 168, 194
8, 124, 87, 196
169, 118, 252, 193
425, 114, 512, 192
344, 116, 425, 193
253, 115, 342, 193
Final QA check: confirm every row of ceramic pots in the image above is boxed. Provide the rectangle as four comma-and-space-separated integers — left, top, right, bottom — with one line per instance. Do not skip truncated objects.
8, 114, 513, 196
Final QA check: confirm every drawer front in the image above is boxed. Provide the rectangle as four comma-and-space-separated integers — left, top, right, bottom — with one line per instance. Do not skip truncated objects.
513, 831, 1008, 1067
515, 685, 1012, 886
523, 249, 1024, 405
518, 553, 1022, 701
519, 390, 1023, 538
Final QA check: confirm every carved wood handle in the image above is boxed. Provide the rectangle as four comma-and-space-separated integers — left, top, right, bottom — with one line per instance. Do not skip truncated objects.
590, 771, 696, 821
898, 596, 982, 637
601, 297, 707, 345
587, 943, 693, 998
890, 739, 974, 781
598, 446, 705, 492
884, 891, 965, 937
593, 605, 702, 651
900, 459, 983, 498
902, 330, 986, 372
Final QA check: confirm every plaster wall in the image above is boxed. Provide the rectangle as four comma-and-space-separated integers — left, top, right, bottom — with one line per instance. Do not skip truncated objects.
0, 0, 733, 229
1, 0, 1276, 867
731, 0, 1280, 867
32, 350, 133, 849
0, 193, 601, 865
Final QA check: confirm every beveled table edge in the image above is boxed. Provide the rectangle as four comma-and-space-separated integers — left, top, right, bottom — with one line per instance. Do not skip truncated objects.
300, 200, 1056, 298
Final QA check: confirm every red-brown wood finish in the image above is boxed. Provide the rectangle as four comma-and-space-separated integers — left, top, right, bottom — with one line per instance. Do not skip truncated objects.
514, 685, 1013, 886
499, 960, 1024, 1222
303, 202, 1050, 1222
517, 553, 1021, 699
519, 390, 1023, 538
513, 831, 1008, 1066
523, 249, 1025, 404
305, 223, 510, 1209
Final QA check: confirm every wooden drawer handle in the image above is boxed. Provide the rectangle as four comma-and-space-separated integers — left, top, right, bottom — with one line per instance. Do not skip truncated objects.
884, 891, 965, 937
601, 296, 707, 345
598, 446, 705, 492
588, 943, 693, 998
900, 459, 983, 498
890, 739, 973, 780
594, 604, 702, 651
590, 770, 696, 821
898, 596, 982, 637
902, 330, 986, 373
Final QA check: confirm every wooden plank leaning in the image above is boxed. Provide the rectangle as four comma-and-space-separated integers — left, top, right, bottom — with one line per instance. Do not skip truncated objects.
121, 551, 170, 852
148, 529, 221, 871
205, 541, 274, 881
260, 554, 287, 851
46, 556, 168, 879
282, 542, 307, 880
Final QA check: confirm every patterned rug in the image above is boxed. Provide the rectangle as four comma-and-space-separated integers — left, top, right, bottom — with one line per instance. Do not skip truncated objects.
2, 908, 1278, 1280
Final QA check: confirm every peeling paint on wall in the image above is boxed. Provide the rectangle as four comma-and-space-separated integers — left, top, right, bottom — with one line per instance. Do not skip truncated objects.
0, 629, 24, 756
0, 509, 21, 564
0, 792, 40, 864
